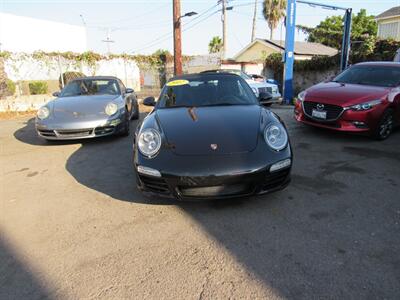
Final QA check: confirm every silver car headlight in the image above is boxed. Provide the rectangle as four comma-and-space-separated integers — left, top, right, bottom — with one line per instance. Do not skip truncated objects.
105, 102, 118, 116
347, 99, 382, 111
37, 106, 50, 120
138, 128, 162, 158
264, 123, 288, 151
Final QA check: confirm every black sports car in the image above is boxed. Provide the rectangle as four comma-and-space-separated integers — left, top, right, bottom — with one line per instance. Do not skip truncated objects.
133, 72, 292, 200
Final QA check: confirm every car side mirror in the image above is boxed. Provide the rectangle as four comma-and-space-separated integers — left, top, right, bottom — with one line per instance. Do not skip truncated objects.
53, 91, 60, 97
143, 96, 156, 106
125, 88, 134, 94
259, 92, 273, 102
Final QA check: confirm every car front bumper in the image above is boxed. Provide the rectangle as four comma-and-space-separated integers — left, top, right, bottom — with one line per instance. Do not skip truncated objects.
35, 113, 126, 140
136, 167, 291, 201
134, 144, 292, 201
294, 100, 385, 133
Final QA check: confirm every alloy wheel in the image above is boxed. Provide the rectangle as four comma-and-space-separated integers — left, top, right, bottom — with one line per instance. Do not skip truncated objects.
379, 114, 393, 139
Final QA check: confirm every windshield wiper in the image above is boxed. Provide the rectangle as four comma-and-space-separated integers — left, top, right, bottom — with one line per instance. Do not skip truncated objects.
202, 103, 239, 106
162, 105, 194, 109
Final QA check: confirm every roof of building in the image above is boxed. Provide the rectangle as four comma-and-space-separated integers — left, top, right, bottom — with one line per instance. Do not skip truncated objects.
233, 39, 338, 61
376, 6, 400, 20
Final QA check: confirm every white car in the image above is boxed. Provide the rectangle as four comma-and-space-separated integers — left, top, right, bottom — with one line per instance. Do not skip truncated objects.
202, 69, 281, 105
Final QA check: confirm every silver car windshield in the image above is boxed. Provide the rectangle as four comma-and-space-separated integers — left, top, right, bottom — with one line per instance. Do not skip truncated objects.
60, 79, 121, 97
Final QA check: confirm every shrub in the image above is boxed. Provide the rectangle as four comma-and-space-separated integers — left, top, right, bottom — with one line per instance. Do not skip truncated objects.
29, 81, 48, 95
59, 71, 86, 89
6, 79, 16, 96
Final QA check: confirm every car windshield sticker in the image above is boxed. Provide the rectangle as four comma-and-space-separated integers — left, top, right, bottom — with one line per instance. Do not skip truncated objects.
166, 79, 189, 87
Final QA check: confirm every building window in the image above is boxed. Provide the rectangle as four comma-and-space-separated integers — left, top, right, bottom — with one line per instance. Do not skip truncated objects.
378, 22, 399, 39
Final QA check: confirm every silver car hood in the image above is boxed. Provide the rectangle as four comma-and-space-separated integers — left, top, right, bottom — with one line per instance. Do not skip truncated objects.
50, 95, 121, 122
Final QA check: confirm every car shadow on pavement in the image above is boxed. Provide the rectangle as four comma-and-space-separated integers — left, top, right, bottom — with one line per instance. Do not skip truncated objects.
13, 109, 400, 298
14, 118, 84, 147
0, 235, 52, 299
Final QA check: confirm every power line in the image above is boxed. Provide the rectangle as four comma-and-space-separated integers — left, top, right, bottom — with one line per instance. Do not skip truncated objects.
87, 2, 170, 26
131, 3, 220, 53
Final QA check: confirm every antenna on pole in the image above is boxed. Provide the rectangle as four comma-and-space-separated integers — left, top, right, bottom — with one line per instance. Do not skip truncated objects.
79, 14, 87, 26
101, 28, 115, 55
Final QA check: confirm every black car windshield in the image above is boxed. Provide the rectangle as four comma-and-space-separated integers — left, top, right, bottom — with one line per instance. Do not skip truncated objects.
59, 79, 120, 97
157, 74, 258, 108
333, 66, 400, 87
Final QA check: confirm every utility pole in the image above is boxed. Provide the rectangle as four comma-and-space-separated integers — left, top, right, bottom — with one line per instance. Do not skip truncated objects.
101, 28, 115, 55
221, 0, 227, 59
173, 0, 182, 76
251, 0, 258, 42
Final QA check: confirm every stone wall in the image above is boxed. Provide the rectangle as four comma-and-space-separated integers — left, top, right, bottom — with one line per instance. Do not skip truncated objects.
0, 94, 53, 112
1, 54, 141, 96
293, 68, 338, 95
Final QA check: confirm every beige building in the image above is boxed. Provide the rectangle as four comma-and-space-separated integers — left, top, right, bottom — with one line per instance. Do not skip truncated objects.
233, 39, 338, 62
230, 39, 338, 77
376, 6, 400, 41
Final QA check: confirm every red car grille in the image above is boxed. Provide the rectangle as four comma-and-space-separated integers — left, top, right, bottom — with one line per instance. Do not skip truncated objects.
303, 101, 343, 121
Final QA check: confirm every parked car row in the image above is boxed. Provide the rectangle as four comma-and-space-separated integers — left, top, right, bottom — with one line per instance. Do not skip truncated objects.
35, 72, 291, 200
34, 62, 399, 200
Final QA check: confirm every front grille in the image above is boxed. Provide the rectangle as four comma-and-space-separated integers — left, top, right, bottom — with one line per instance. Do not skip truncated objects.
38, 129, 56, 137
303, 101, 343, 121
258, 87, 273, 94
55, 128, 93, 138
139, 175, 170, 194
179, 183, 250, 198
262, 169, 290, 191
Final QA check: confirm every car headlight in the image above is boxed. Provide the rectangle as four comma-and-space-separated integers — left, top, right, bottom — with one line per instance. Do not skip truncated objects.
264, 123, 288, 151
138, 128, 162, 158
37, 106, 50, 120
251, 87, 259, 97
297, 91, 306, 102
105, 102, 118, 116
347, 99, 382, 111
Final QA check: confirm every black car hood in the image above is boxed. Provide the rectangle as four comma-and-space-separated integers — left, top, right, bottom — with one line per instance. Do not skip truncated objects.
155, 105, 261, 156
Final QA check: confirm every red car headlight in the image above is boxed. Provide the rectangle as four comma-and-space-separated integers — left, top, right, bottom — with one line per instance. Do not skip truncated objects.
346, 99, 382, 111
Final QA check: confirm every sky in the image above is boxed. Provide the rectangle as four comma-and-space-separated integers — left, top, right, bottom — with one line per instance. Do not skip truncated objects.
1, 0, 399, 58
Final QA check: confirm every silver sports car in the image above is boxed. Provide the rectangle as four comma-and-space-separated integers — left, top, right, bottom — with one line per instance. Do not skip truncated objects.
35, 76, 139, 140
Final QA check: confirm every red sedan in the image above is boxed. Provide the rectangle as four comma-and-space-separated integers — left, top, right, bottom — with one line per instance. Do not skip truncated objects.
294, 62, 400, 140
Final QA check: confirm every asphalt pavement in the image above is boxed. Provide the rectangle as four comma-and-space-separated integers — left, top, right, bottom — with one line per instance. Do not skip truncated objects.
1, 106, 399, 299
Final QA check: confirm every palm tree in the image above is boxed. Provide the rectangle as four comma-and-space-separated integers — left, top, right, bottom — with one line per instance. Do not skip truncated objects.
262, 0, 286, 40
208, 36, 222, 54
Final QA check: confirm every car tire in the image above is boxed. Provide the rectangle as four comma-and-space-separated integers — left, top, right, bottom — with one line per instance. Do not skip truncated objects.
120, 110, 130, 137
373, 109, 394, 140
130, 102, 139, 120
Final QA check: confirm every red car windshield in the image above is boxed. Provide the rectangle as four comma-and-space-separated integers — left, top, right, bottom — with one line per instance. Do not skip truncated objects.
333, 66, 400, 88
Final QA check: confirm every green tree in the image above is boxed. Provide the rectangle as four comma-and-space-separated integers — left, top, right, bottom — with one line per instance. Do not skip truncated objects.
208, 36, 222, 54
262, 0, 287, 40
297, 9, 378, 49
